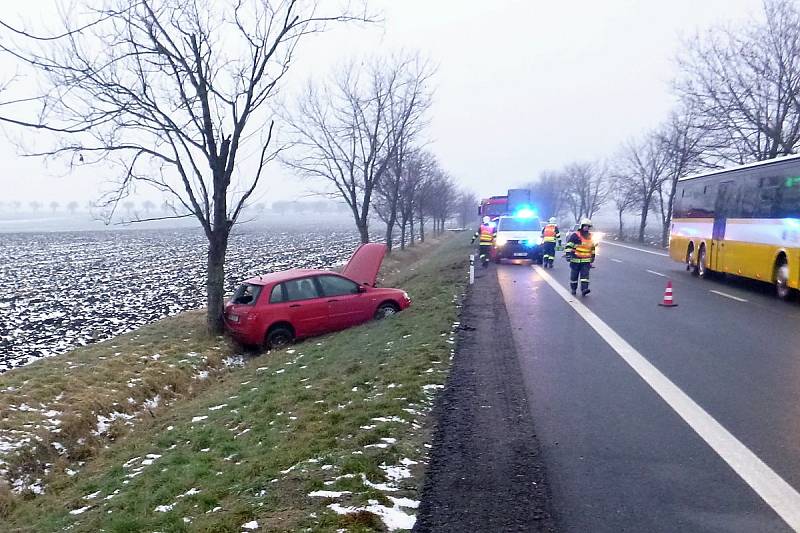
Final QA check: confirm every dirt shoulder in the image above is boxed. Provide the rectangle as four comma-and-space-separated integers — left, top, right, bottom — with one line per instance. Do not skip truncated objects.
414, 265, 557, 532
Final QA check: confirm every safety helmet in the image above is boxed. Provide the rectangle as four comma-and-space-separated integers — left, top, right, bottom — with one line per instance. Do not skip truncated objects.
580, 218, 592, 227
482, 216, 490, 224
549, 217, 557, 224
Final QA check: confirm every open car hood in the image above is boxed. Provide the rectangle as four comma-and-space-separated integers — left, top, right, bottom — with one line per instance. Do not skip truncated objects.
341, 243, 387, 287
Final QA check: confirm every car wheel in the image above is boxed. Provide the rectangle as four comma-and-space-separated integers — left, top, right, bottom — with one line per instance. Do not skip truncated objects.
265, 326, 294, 350
775, 260, 791, 300
375, 302, 400, 320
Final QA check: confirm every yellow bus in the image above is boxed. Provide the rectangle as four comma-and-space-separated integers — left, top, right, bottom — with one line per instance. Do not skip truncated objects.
670, 154, 800, 299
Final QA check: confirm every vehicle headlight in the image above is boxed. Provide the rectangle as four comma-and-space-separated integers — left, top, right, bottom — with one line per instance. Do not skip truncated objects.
526, 237, 542, 246
495, 237, 507, 246
594, 231, 605, 243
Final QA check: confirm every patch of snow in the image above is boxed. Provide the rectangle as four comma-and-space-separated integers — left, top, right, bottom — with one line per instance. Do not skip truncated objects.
328, 500, 415, 531
309, 490, 350, 498
154, 503, 175, 512
241, 520, 259, 530
69, 505, 92, 515
191, 415, 208, 423
83, 490, 101, 500
208, 404, 227, 411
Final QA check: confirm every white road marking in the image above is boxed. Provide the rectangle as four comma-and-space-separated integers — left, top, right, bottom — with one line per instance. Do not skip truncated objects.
646, 269, 667, 277
533, 265, 800, 530
610, 258, 623, 263
603, 241, 669, 257
710, 290, 748, 303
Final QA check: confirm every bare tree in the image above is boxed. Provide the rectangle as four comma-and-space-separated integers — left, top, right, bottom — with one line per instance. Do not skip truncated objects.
397, 149, 436, 248
28, 201, 41, 213
676, 0, 800, 164
373, 56, 434, 252
607, 172, 638, 239
0, 1, 368, 333
11, 200, 21, 212
526, 170, 567, 221
284, 54, 426, 245
425, 171, 456, 235
49, 201, 60, 213
562, 161, 609, 223
619, 133, 671, 243
141, 200, 155, 215
455, 190, 478, 229
66, 200, 79, 214
655, 109, 705, 246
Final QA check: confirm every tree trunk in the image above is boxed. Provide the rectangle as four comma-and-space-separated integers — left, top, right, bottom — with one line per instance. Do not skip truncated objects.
400, 218, 407, 250
662, 183, 678, 248
356, 215, 370, 243
418, 214, 425, 243
410, 217, 416, 246
638, 199, 650, 243
206, 230, 229, 335
618, 210, 624, 240
385, 211, 397, 253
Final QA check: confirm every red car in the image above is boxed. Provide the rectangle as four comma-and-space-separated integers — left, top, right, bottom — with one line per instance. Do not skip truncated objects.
223, 243, 411, 349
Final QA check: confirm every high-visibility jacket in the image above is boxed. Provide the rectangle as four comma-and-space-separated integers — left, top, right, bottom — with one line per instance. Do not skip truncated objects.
474, 223, 495, 245
541, 224, 560, 243
565, 231, 596, 263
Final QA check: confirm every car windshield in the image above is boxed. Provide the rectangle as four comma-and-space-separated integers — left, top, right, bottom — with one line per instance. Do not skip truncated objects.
231, 283, 262, 305
498, 217, 541, 231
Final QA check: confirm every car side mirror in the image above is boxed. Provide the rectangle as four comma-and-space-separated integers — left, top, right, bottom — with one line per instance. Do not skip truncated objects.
358, 285, 368, 293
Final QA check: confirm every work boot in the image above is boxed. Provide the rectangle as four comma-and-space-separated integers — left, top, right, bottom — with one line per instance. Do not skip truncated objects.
571, 288, 577, 296
582, 288, 591, 296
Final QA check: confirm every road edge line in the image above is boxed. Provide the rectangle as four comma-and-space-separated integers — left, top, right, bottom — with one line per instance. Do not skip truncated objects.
603, 241, 669, 257
533, 265, 800, 530
710, 289, 749, 303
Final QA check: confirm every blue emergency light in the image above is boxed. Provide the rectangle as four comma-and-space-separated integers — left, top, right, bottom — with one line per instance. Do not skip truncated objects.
514, 206, 537, 219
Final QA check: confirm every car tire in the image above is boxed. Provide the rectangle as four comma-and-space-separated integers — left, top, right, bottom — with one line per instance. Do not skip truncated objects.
265, 325, 294, 350
375, 302, 400, 320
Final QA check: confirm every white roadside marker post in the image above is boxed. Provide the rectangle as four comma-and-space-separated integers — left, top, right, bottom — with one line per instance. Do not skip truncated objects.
469, 254, 475, 284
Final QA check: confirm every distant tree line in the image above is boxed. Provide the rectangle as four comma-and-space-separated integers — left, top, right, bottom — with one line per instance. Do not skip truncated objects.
526, 0, 800, 246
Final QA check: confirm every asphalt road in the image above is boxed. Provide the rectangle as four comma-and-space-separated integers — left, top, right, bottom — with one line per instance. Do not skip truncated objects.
497, 240, 800, 532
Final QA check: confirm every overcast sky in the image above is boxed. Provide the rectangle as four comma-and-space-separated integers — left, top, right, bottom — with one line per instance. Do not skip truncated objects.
0, 0, 762, 208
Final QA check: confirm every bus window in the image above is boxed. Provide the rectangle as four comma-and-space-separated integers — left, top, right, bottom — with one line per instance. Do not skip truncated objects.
757, 181, 780, 218
780, 175, 800, 217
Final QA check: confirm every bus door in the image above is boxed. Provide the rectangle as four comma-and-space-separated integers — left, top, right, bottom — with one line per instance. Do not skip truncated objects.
710, 181, 734, 271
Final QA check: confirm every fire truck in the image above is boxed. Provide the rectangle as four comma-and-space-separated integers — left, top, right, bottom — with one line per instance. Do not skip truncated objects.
478, 189, 532, 221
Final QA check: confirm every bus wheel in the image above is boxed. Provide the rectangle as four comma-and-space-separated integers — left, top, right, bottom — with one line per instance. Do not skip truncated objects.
697, 246, 708, 278
775, 260, 791, 300
686, 244, 696, 275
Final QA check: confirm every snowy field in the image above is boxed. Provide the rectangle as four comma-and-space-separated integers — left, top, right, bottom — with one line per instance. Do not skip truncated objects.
0, 225, 363, 372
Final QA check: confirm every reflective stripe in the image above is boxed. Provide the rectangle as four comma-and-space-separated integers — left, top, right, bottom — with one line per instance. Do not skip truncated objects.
575, 233, 595, 259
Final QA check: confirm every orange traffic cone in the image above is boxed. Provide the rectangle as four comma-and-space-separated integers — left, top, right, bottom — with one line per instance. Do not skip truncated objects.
658, 280, 678, 307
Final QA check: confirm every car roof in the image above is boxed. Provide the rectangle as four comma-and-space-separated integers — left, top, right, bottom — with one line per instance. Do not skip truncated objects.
242, 269, 337, 286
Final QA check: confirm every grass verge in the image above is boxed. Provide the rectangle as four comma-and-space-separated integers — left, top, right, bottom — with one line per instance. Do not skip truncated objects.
0, 234, 470, 532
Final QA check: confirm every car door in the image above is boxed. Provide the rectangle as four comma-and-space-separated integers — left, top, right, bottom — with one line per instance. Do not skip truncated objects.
276, 276, 331, 338
316, 274, 369, 330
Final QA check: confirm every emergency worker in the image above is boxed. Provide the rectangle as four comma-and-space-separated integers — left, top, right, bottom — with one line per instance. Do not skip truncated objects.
541, 217, 561, 268
564, 218, 596, 296
471, 216, 495, 264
